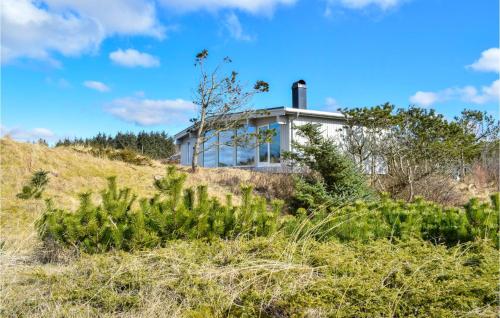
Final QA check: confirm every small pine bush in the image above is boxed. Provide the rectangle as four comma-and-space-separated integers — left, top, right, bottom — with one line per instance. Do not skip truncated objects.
36, 166, 284, 253
36, 165, 498, 253
17, 170, 49, 199
285, 193, 499, 247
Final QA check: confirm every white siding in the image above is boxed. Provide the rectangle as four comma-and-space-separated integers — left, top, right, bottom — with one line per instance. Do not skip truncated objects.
289, 116, 345, 149
179, 137, 196, 166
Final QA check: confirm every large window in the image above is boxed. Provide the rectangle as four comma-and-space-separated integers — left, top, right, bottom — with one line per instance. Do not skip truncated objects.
236, 126, 255, 166
218, 130, 234, 167
269, 123, 281, 163
203, 131, 217, 167
258, 123, 281, 164
258, 126, 269, 163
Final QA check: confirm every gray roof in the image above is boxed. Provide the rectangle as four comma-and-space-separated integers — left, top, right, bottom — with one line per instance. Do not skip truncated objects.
173, 106, 346, 141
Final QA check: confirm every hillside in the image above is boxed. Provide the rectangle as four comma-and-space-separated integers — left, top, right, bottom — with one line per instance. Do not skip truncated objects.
1, 138, 498, 317
0, 138, 273, 256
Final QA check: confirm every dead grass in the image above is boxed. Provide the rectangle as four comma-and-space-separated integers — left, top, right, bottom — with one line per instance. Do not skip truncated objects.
0, 138, 280, 257
0, 138, 497, 317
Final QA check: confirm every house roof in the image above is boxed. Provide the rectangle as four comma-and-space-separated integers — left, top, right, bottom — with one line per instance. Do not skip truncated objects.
173, 106, 346, 141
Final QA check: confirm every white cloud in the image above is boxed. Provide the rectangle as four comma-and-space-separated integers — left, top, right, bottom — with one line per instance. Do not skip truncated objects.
83, 80, 110, 92
1, 125, 55, 142
409, 80, 500, 107
467, 48, 500, 73
324, 97, 340, 110
224, 13, 253, 41
43, 0, 164, 37
109, 49, 160, 68
106, 96, 195, 125
1, 0, 164, 64
158, 0, 296, 15
409, 91, 439, 107
326, 0, 404, 11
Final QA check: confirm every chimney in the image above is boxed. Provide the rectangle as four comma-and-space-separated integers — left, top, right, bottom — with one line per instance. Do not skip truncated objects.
292, 80, 307, 109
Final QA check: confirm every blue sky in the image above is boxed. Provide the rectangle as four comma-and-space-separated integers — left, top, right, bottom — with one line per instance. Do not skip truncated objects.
1, 0, 499, 142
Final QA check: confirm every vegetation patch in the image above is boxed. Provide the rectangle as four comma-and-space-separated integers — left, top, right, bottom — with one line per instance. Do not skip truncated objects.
2, 238, 497, 317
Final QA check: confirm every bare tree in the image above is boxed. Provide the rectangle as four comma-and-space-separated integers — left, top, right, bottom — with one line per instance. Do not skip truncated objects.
190, 49, 269, 172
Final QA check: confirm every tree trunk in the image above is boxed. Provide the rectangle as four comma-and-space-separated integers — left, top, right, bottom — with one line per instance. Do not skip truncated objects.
191, 108, 207, 173
407, 164, 414, 202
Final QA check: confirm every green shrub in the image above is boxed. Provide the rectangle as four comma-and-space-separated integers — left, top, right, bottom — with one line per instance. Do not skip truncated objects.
285, 193, 499, 247
16, 170, 49, 199
284, 123, 374, 211
36, 166, 284, 253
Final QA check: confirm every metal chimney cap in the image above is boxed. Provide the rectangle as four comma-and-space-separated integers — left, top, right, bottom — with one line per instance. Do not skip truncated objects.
292, 80, 306, 88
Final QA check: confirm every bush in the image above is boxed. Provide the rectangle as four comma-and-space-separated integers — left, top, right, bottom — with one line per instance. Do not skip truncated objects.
16, 170, 49, 199
36, 166, 284, 253
35, 165, 498, 254
284, 193, 499, 247
284, 123, 374, 211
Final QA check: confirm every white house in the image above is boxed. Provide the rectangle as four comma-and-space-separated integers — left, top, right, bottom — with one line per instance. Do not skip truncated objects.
174, 80, 351, 171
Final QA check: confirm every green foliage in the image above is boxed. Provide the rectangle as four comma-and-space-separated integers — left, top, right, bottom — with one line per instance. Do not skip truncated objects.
341, 105, 500, 200
56, 131, 176, 160
284, 123, 373, 210
284, 193, 499, 247
36, 164, 497, 254
6, 238, 498, 317
36, 166, 284, 253
16, 170, 49, 199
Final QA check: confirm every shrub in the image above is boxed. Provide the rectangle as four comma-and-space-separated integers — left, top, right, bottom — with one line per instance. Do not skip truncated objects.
16, 170, 49, 199
285, 193, 499, 247
284, 123, 374, 211
36, 166, 284, 253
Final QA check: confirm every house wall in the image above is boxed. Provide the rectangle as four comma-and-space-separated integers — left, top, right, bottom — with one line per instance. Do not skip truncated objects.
289, 115, 346, 149
179, 136, 196, 166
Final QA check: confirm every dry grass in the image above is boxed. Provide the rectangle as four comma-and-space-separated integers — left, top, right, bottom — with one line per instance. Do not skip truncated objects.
1, 138, 497, 317
0, 138, 274, 257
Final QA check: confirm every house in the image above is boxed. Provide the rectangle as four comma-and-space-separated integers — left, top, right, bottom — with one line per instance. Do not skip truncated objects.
174, 80, 349, 171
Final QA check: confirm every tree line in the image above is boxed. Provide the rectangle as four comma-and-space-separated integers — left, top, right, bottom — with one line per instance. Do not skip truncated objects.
56, 131, 176, 160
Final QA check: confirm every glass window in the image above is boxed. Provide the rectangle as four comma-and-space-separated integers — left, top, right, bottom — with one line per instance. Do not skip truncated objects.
218, 130, 234, 167
269, 123, 281, 163
258, 126, 268, 163
236, 126, 255, 166
203, 131, 217, 167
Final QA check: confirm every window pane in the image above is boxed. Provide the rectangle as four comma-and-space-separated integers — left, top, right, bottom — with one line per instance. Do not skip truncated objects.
203, 131, 217, 168
236, 126, 255, 166
218, 130, 234, 167
258, 126, 268, 163
269, 123, 281, 163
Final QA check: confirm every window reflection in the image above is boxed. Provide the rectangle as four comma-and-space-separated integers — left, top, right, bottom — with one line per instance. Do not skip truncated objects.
203, 131, 217, 167
236, 126, 255, 166
218, 130, 234, 167
269, 123, 281, 163
258, 126, 268, 163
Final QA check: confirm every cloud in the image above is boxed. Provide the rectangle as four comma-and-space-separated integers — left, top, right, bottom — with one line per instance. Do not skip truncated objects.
1, 125, 55, 142
109, 49, 160, 68
158, 0, 296, 15
409, 80, 500, 107
324, 97, 340, 111
44, 0, 164, 37
224, 13, 253, 41
467, 48, 500, 73
106, 96, 195, 125
409, 91, 438, 107
83, 80, 110, 92
2, 0, 164, 64
326, 0, 404, 11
